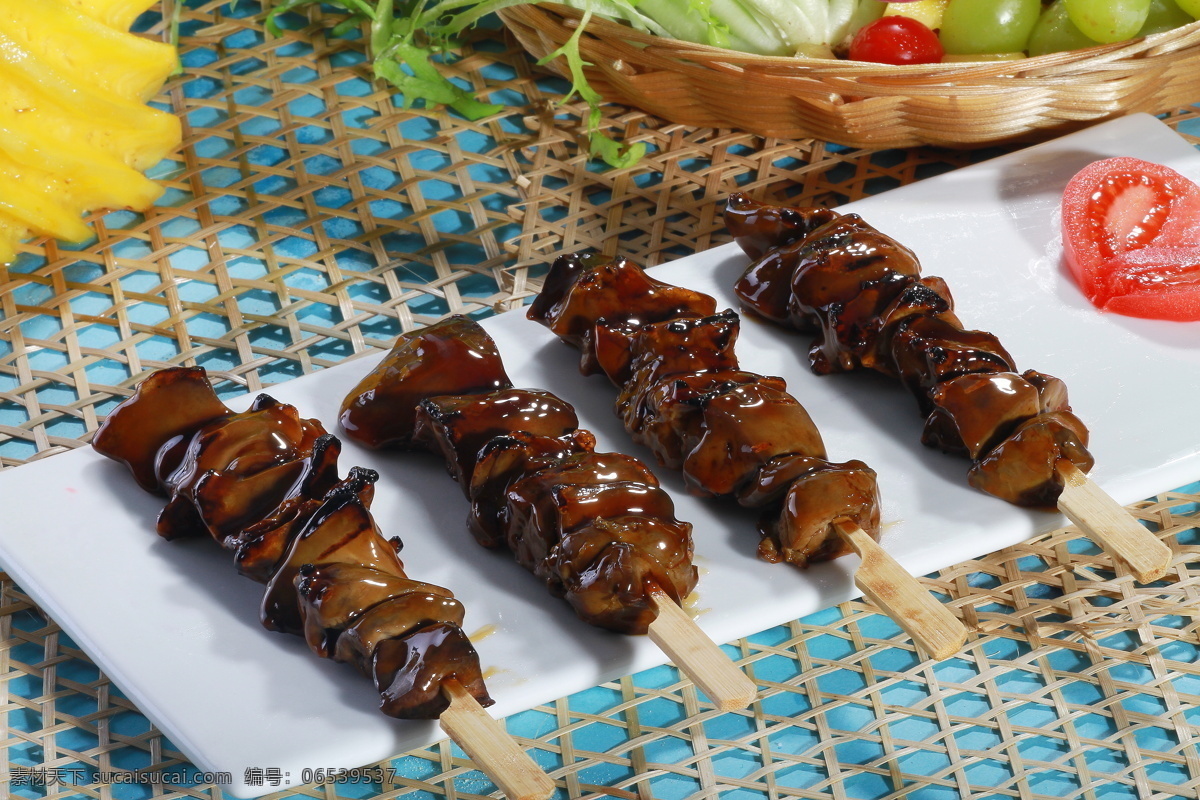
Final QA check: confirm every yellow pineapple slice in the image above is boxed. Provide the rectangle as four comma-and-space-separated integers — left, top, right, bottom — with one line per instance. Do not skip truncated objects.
0, 0, 178, 262
0, 0, 178, 102
65, 0, 159, 32
0, 162, 93, 244
884, 0, 951, 29
0, 214, 26, 263
0, 31, 181, 172
0, 129, 164, 214
0, 149, 105, 221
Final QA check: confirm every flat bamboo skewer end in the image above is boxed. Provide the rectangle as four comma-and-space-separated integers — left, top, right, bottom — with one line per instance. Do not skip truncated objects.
646, 584, 758, 712
833, 518, 968, 661
438, 679, 555, 800
1054, 459, 1171, 584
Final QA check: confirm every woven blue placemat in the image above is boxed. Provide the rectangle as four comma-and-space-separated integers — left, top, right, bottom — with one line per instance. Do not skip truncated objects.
2, 2, 1199, 798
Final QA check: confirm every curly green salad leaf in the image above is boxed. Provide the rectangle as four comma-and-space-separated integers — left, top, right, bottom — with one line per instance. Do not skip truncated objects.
266, 0, 881, 167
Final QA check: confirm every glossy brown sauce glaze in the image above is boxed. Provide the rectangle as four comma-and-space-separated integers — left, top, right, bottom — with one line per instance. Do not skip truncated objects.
340, 316, 511, 450
339, 317, 697, 634
726, 192, 1094, 509
92, 366, 491, 719
528, 253, 882, 567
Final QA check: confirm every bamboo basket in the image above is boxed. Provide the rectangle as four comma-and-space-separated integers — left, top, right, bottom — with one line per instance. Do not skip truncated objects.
498, 4, 1200, 148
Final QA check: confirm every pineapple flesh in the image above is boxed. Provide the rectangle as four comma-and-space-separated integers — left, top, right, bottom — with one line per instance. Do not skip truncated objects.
0, 0, 180, 262
883, 0, 951, 29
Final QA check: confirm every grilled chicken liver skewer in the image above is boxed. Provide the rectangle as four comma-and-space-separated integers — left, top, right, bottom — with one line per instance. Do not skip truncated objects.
92, 366, 491, 717
93, 366, 554, 799
340, 317, 755, 707
725, 193, 1170, 582
528, 252, 881, 567
528, 254, 966, 658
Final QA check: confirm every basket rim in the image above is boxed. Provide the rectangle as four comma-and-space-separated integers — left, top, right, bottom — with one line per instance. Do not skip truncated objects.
498, 2, 1200, 76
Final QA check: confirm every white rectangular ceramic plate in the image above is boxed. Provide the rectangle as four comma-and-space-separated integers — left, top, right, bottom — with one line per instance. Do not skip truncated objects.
3, 114, 1199, 798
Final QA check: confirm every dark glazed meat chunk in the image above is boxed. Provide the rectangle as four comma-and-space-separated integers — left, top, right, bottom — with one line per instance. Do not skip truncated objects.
295, 562, 455, 658
1022, 369, 1072, 413
372, 623, 491, 719
861, 277, 960, 377
93, 370, 332, 547
750, 457, 880, 567
414, 388, 579, 486
725, 192, 842, 260
683, 383, 826, 497
158, 395, 328, 543
504, 451, 696, 632
467, 431, 596, 547
968, 411, 1094, 509
555, 515, 696, 633
786, 215, 922, 335
626, 312, 741, 386
615, 312, 742, 421
921, 373, 1042, 459
262, 488, 406, 634
340, 316, 512, 450
528, 252, 717, 375
92, 366, 232, 493
235, 460, 378, 583
631, 371, 782, 470
890, 316, 1016, 413
332, 589, 467, 673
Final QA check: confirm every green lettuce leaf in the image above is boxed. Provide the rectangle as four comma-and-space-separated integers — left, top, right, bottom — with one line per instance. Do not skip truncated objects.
262, 0, 876, 167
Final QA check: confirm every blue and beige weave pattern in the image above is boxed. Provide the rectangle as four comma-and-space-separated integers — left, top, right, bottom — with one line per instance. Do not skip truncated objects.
2, 2, 1199, 798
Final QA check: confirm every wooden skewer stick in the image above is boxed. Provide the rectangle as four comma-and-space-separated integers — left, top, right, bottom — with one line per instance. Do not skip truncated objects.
1055, 459, 1171, 584
833, 518, 968, 661
439, 679, 555, 800
647, 583, 758, 711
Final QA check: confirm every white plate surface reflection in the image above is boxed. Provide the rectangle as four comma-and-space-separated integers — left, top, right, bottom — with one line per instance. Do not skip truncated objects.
2, 114, 1198, 797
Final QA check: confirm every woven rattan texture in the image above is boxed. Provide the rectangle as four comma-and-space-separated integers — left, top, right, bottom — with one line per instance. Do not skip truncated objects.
2, 2, 1200, 798
5, 497, 1200, 800
498, 5, 1200, 147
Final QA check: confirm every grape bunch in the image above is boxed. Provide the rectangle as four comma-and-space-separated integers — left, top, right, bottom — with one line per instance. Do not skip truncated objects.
848, 0, 1199, 65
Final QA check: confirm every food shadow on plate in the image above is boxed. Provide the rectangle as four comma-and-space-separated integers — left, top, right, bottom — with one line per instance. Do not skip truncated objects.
90, 458, 269, 636
1095, 310, 1200, 350
996, 147, 1101, 200
86, 459, 445, 730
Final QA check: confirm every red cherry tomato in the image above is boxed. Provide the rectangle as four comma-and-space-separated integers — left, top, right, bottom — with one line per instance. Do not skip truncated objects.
848, 17, 944, 65
1061, 157, 1200, 321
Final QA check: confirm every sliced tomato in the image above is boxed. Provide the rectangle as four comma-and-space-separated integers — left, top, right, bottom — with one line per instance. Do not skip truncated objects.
1061, 156, 1200, 321
1100, 246, 1200, 320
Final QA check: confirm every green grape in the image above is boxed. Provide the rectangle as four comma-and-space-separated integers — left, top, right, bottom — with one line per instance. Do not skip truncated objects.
1175, 0, 1200, 18
1028, 0, 1096, 54
1064, 0, 1152, 42
1139, 0, 1196, 33
940, 0, 1042, 54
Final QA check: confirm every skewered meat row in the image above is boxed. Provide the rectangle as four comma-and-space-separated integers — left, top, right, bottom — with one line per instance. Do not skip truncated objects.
339, 316, 697, 634
725, 193, 1094, 509
91, 366, 492, 719
527, 253, 882, 567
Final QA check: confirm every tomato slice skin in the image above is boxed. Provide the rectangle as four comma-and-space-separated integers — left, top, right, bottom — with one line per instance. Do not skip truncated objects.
1061, 156, 1200, 320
